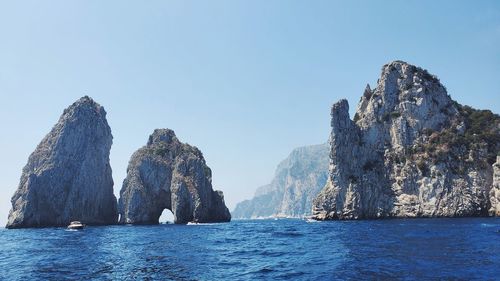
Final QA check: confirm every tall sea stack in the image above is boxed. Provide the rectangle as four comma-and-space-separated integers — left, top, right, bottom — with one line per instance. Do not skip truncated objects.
313, 61, 500, 220
118, 129, 231, 224
6, 96, 117, 228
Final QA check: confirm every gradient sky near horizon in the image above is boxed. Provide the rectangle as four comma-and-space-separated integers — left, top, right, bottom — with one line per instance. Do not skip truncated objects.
0, 1, 499, 225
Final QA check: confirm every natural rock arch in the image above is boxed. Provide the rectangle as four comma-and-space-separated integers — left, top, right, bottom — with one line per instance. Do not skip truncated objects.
118, 129, 231, 224
159, 208, 175, 223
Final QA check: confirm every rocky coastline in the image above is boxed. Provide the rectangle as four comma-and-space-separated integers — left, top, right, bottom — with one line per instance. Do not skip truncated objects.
6, 61, 499, 228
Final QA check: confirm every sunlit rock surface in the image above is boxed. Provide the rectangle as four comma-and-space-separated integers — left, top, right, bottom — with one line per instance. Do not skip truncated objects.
490, 156, 500, 216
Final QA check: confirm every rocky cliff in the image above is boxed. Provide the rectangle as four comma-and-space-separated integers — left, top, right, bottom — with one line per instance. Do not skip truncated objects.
233, 144, 329, 218
490, 156, 500, 216
313, 61, 500, 220
118, 129, 231, 224
6, 96, 118, 228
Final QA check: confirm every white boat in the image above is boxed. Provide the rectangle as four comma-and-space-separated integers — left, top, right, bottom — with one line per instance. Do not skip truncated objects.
304, 216, 319, 223
67, 221, 85, 229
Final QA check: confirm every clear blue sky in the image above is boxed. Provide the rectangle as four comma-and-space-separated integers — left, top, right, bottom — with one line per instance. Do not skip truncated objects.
0, 1, 499, 225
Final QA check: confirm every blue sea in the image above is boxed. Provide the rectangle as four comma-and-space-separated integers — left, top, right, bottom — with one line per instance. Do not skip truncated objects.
0, 218, 499, 280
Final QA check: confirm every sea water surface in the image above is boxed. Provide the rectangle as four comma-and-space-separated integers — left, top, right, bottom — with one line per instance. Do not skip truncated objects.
0, 218, 499, 280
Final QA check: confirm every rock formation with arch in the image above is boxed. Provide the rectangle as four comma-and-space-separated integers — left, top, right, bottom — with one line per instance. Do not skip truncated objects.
118, 129, 231, 224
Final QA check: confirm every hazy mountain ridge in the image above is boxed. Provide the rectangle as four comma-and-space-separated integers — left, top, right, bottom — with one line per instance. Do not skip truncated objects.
233, 143, 329, 218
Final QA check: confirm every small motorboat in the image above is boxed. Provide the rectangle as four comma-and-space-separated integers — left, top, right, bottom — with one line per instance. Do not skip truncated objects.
67, 221, 85, 230
304, 216, 319, 223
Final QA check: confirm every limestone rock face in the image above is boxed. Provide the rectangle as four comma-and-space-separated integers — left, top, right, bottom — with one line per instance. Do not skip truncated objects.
232, 144, 329, 218
6, 96, 117, 228
118, 129, 231, 224
313, 61, 500, 220
490, 156, 500, 216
